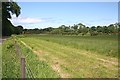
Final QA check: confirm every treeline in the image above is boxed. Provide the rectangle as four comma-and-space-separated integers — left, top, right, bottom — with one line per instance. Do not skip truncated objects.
2, 2, 22, 36
2, 18, 23, 36
2, 1, 120, 36
24, 23, 120, 36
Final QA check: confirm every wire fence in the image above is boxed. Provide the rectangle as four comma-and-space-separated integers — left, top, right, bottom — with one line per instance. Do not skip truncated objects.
25, 61, 36, 79
14, 38, 35, 79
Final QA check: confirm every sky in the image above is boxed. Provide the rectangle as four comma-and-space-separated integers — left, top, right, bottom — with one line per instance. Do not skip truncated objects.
10, 2, 118, 29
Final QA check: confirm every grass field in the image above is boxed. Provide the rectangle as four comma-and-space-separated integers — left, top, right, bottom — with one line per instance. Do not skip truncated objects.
2, 34, 118, 78
18, 34, 118, 78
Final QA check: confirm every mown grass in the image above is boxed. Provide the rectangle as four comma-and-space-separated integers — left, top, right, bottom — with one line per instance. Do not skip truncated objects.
18, 40, 59, 78
2, 37, 59, 78
20, 34, 118, 57
18, 34, 118, 78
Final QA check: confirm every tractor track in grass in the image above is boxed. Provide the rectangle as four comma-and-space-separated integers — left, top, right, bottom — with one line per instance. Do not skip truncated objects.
20, 40, 70, 78
20, 39, 118, 78
21, 40, 117, 66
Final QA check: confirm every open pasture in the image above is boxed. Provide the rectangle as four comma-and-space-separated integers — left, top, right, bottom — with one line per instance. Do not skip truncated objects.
17, 34, 118, 78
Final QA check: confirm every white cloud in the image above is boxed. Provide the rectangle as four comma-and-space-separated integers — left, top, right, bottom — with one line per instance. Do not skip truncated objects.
9, 15, 44, 25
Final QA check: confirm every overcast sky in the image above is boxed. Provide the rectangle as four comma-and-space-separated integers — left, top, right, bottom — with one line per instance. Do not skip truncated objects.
10, 2, 118, 29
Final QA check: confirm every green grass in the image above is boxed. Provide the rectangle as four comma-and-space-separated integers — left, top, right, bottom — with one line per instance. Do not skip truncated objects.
2, 37, 21, 78
0, 44, 2, 79
2, 37, 59, 78
17, 34, 118, 78
20, 34, 118, 57
18, 40, 59, 78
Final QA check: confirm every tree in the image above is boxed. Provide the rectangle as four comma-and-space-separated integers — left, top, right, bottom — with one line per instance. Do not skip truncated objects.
117, 22, 120, 33
114, 23, 119, 34
73, 24, 78, 30
15, 25, 23, 34
108, 24, 116, 34
51, 28, 62, 35
89, 26, 98, 36
58, 25, 70, 35
70, 24, 79, 35
81, 27, 89, 36
103, 26, 109, 34
2, 1, 21, 36
96, 26, 103, 34
45, 27, 53, 32
78, 23, 85, 34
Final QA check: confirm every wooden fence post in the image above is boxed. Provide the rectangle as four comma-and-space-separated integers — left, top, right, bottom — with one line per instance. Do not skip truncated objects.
21, 57, 26, 79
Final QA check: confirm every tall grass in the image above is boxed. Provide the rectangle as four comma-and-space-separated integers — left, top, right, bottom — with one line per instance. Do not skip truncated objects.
0, 44, 2, 79
2, 37, 59, 78
2, 37, 21, 78
18, 41, 59, 78
20, 34, 118, 58
18, 34, 118, 78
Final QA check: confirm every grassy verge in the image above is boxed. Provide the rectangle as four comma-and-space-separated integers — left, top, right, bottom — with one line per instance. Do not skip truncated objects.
2, 37, 21, 78
0, 44, 2, 79
2, 37, 59, 78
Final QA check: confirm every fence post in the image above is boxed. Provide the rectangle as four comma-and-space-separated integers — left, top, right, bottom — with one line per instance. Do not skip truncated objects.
21, 57, 26, 79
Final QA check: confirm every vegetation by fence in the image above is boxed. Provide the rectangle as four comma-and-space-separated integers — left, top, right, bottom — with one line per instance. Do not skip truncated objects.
2, 34, 118, 78
14, 38, 35, 79
2, 36, 59, 78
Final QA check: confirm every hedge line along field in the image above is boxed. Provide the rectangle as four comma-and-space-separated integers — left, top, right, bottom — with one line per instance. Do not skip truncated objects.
2, 37, 59, 78
16, 34, 118, 78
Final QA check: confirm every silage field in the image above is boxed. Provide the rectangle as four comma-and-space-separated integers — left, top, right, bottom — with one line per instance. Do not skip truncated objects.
2, 34, 118, 78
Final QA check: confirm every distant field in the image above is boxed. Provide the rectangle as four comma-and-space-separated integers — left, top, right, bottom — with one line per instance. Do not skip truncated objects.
2, 34, 118, 78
